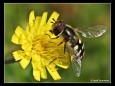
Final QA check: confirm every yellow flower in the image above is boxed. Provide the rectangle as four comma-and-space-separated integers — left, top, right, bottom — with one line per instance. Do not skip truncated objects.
11, 10, 70, 81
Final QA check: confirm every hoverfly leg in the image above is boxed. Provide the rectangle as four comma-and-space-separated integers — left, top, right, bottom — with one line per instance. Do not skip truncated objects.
57, 39, 67, 54
64, 43, 66, 54
49, 58, 57, 65
51, 36, 60, 39
45, 34, 59, 39
49, 41, 56, 45
49, 30, 53, 33
45, 34, 51, 38
57, 41, 63, 46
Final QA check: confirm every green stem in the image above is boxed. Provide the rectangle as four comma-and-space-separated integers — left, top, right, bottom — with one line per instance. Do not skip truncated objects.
5, 58, 20, 64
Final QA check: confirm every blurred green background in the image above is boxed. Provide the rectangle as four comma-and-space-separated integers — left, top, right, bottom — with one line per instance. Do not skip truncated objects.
4, 3, 111, 83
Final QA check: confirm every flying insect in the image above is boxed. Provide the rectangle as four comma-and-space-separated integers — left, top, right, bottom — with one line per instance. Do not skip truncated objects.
49, 18, 107, 77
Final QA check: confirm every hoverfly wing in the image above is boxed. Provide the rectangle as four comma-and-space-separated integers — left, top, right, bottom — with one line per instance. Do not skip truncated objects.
75, 25, 107, 38
66, 45, 82, 77
71, 55, 81, 77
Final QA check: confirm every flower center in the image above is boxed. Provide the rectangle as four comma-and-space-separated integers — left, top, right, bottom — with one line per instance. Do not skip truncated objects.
32, 37, 44, 51
32, 35, 57, 57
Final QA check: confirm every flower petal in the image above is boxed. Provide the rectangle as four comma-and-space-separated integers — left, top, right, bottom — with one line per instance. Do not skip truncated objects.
20, 56, 31, 69
15, 26, 25, 37
33, 16, 41, 36
21, 42, 32, 51
37, 12, 48, 35
33, 69, 41, 81
12, 50, 25, 61
11, 34, 19, 44
29, 10, 35, 26
40, 66, 47, 79
31, 54, 41, 81
47, 64, 61, 80
11, 26, 25, 44
32, 52, 41, 64
56, 62, 69, 69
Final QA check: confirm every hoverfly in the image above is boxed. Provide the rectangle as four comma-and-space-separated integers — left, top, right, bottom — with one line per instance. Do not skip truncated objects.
48, 18, 107, 77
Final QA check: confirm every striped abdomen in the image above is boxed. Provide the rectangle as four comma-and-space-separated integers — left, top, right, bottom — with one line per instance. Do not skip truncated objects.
67, 38, 85, 60
73, 39, 85, 60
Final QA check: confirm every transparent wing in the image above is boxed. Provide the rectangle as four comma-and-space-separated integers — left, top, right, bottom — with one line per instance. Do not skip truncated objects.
71, 55, 81, 77
66, 42, 82, 77
75, 25, 107, 38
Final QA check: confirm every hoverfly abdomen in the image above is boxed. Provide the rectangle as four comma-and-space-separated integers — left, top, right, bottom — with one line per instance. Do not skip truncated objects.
70, 38, 85, 60
75, 44, 85, 60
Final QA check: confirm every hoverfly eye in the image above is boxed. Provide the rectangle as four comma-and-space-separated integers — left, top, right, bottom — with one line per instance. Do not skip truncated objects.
53, 28, 60, 36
